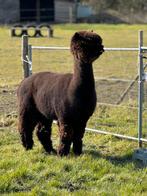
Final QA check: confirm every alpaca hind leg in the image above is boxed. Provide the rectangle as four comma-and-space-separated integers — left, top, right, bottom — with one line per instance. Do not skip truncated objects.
18, 116, 36, 150
36, 120, 56, 154
58, 123, 73, 156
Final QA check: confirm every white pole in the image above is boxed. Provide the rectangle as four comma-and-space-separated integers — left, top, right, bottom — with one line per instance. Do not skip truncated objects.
138, 30, 143, 148
28, 44, 32, 75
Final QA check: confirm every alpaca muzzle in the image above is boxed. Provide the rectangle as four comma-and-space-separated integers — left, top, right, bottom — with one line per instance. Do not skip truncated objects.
99, 45, 104, 54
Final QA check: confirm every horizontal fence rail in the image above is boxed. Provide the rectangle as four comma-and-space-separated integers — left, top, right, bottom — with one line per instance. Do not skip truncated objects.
86, 128, 147, 142
32, 46, 140, 51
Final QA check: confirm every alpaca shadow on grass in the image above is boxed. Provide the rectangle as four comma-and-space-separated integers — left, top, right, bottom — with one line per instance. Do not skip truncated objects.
85, 149, 145, 169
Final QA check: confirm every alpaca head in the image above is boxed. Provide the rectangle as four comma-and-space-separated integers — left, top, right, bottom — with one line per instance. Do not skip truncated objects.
70, 31, 104, 63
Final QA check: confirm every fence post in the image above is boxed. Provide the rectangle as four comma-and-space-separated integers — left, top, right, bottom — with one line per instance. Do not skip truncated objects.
22, 35, 29, 78
138, 30, 143, 148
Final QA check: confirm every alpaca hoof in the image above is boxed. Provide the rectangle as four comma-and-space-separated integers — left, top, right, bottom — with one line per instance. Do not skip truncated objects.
74, 152, 82, 156
51, 148, 57, 155
25, 145, 33, 151
73, 150, 82, 156
44, 147, 57, 155
23, 141, 34, 151
57, 149, 69, 157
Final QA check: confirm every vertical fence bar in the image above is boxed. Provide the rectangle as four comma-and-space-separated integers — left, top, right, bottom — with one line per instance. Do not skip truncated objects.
36, 0, 40, 23
138, 30, 143, 148
22, 35, 29, 78
74, 0, 78, 22
28, 44, 32, 75
69, 7, 73, 23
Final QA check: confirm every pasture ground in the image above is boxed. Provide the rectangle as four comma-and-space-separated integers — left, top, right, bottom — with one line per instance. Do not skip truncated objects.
0, 24, 147, 195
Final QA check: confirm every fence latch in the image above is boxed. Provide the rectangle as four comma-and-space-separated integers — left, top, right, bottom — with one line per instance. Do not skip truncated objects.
142, 72, 147, 81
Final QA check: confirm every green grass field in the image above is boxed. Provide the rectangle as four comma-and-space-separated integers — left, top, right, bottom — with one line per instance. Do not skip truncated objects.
0, 24, 147, 195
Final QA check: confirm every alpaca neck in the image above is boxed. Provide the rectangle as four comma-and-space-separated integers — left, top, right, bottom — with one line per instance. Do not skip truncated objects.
72, 60, 95, 91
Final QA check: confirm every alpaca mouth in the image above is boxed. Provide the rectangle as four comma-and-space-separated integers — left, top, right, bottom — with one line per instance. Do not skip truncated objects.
99, 46, 104, 54
98, 48, 104, 54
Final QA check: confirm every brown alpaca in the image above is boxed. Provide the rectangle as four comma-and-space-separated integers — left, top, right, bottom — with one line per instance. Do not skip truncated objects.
17, 31, 104, 156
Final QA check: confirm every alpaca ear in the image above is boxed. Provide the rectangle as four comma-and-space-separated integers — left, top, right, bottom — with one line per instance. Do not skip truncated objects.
74, 32, 80, 39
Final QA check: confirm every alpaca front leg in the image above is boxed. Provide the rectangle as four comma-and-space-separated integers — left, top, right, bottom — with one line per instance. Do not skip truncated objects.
73, 126, 86, 155
58, 124, 73, 156
73, 138, 83, 155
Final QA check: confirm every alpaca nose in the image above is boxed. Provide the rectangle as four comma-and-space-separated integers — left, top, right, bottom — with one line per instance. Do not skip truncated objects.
99, 45, 104, 53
